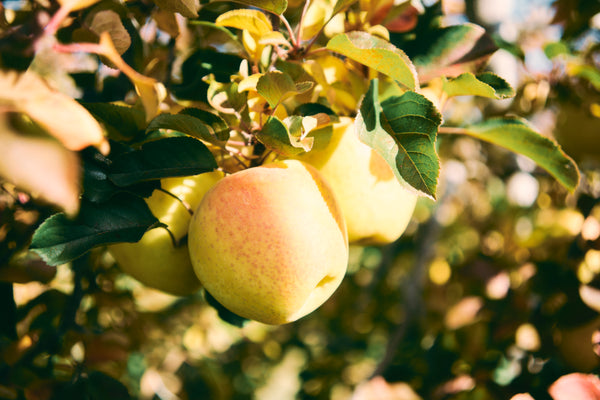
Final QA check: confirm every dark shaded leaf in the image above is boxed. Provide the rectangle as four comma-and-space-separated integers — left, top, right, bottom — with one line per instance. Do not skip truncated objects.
204, 290, 248, 327
30, 195, 161, 266
81, 102, 146, 141
108, 137, 217, 187
147, 114, 217, 144
87, 371, 132, 400
393, 23, 498, 83
178, 108, 230, 141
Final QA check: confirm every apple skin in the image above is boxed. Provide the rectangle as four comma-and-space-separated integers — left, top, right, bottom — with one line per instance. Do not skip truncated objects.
109, 171, 223, 296
294, 117, 418, 245
187, 160, 349, 325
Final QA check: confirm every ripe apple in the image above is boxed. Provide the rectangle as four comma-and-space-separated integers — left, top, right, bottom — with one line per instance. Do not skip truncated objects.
294, 117, 418, 245
187, 160, 349, 325
109, 171, 223, 296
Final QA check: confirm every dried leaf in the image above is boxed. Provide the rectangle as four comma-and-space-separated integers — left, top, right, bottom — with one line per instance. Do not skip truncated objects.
0, 119, 81, 216
153, 0, 198, 18
0, 70, 108, 154
57, 0, 101, 11
88, 10, 131, 55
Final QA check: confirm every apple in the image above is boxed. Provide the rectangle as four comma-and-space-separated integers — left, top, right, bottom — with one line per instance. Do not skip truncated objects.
109, 171, 223, 296
187, 160, 349, 325
294, 117, 418, 245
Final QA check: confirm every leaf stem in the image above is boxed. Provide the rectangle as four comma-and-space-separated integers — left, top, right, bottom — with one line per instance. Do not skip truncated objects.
279, 14, 298, 49
438, 126, 468, 135
294, 0, 312, 45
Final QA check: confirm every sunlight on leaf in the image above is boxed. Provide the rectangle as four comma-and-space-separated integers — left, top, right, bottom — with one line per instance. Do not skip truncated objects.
357, 79, 441, 199
257, 71, 313, 109
0, 118, 80, 216
464, 117, 580, 192
256, 117, 311, 156
443, 72, 515, 99
0, 70, 108, 154
212, 0, 288, 15
57, 0, 101, 11
215, 9, 273, 37
327, 31, 418, 90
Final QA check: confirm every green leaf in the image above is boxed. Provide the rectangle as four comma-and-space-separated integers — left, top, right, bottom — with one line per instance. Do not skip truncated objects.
147, 111, 228, 144
81, 102, 146, 141
327, 31, 418, 91
544, 41, 570, 59
179, 108, 230, 141
210, 0, 287, 15
332, 0, 358, 16
568, 64, 600, 91
109, 136, 217, 187
256, 71, 313, 109
30, 195, 161, 266
443, 72, 515, 99
256, 117, 309, 156
464, 117, 580, 192
188, 21, 246, 57
403, 23, 497, 83
153, 0, 198, 18
81, 147, 159, 203
357, 79, 441, 199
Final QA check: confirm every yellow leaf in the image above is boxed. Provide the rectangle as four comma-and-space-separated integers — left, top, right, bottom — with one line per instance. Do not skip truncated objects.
57, 0, 101, 11
300, 2, 329, 41
0, 118, 81, 216
215, 9, 273, 37
238, 73, 263, 92
259, 31, 292, 48
0, 70, 108, 154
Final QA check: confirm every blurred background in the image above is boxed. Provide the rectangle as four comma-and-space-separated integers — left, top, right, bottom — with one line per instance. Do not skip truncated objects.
2, 0, 600, 399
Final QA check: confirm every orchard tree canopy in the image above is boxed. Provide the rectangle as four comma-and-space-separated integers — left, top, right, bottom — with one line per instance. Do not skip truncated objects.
1, 0, 600, 399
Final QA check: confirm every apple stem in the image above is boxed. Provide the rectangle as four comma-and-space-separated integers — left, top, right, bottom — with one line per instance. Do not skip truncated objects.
160, 225, 179, 248
158, 188, 195, 216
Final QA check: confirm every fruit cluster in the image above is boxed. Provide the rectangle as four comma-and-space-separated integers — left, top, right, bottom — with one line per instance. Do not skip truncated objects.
110, 118, 418, 325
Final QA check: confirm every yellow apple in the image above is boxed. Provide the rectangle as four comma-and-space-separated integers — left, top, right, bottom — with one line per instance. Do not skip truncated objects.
187, 160, 348, 325
294, 117, 418, 245
109, 171, 223, 296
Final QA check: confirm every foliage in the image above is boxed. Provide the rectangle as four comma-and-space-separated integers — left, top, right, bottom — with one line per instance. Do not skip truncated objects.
0, 0, 599, 399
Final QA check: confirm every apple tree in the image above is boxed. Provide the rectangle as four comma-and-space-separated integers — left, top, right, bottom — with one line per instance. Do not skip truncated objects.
0, 0, 598, 398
